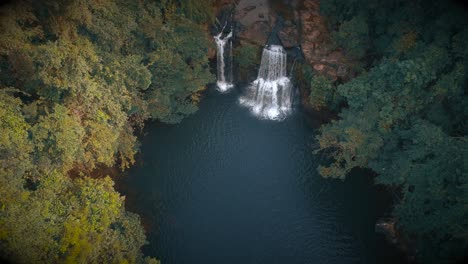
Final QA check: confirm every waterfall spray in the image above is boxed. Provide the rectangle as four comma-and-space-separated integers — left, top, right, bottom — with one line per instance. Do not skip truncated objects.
214, 24, 234, 92
239, 45, 293, 120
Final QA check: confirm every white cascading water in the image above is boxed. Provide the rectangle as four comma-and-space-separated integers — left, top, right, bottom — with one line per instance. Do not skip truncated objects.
239, 45, 293, 120
214, 29, 234, 92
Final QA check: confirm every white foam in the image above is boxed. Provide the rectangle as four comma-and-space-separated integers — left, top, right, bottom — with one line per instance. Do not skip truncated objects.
216, 81, 234, 93
239, 45, 293, 120
214, 30, 234, 92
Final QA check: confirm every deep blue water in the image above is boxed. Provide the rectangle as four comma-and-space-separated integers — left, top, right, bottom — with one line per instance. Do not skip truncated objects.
118, 86, 406, 264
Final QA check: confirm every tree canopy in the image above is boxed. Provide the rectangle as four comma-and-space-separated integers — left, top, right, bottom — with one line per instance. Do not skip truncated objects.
315, 0, 468, 262
0, 0, 214, 262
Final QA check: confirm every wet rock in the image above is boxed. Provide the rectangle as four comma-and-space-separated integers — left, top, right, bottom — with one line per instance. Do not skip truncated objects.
375, 217, 417, 262
376, 218, 398, 244
279, 26, 300, 48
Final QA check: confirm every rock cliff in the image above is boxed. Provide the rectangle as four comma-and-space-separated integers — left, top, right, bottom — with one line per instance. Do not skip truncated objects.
226, 0, 353, 81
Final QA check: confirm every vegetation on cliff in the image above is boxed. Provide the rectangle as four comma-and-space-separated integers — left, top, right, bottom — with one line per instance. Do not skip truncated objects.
0, 0, 214, 263
234, 41, 261, 79
314, 0, 468, 262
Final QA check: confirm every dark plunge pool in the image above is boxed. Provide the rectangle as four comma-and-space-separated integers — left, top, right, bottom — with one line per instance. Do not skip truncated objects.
117, 85, 406, 264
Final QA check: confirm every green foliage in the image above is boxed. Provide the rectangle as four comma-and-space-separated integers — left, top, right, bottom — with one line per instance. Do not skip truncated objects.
0, 91, 32, 209
308, 74, 335, 111
147, 38, 213, 122
332, 15, 369, 60
0, 0, 214, 262
234, 42, 261, 77
32, 105, 85, 172
178, 0, 216, 24
317, 105, 383, 179
1, 171, 152, 264
0, 91, 32, 170
373, 121, 468, 261
144, 17, 214, 123
318, 0, 468, 262
156, 0, 216, 24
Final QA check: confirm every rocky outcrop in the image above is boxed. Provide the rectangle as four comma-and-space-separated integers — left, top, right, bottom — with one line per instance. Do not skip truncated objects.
234, 0, 273, 46
376, 218, 416, 262
225, 0, 354, 81
299, 0, 352, 81
212, 0, 356, 82
376, 218, 399, 244
205, 24, 217, 60
234, 0, 302, 48
279, 21, 300, 48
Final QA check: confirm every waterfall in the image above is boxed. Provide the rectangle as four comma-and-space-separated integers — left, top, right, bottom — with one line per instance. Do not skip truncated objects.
239, 45, 293, 120
214, 29, 234, 92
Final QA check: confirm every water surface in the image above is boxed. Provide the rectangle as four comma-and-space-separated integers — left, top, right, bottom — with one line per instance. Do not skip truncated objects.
119, 86, 405, 264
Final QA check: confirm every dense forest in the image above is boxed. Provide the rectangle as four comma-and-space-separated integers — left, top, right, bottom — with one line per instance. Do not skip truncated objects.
1, 0, 467, 263
312, 0, 468, 263
0, 0, 214, 263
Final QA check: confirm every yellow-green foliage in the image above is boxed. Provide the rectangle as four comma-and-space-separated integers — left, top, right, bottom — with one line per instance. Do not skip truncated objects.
161, 0, 215, 24
1, 169, 149, 263
32, 105, 85, 172
0, 91, 33, 213
0, 0, 214, 262
182, 0, 216, 23
0, 91, 32, 168
308, 74, 334, 111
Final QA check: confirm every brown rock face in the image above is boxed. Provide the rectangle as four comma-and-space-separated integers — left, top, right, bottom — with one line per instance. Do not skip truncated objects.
375, 217, 416, 262
376, 218, 398, 244
212, 0, 355, 81
204, 24, 217, 59
237, 21, 271, 46
233, 0, 302, 48
279, 26, 300, 48
234, 0, 273, 46
299, 0, 352, 81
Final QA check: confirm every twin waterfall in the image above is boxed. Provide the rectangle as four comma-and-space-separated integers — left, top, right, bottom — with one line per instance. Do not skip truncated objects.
213, 29, 293, 120
239, 45, 293, 120
214, 30, 234, 92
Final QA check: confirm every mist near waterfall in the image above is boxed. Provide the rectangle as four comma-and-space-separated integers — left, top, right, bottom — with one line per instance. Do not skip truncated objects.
214, 29, 234, 92
239, 45, 293, 120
